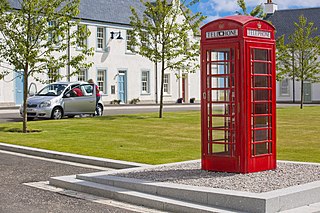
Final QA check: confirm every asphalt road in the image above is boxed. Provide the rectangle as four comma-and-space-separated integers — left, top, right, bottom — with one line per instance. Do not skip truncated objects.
0, 151, 138, 213
0, 104, 200, 123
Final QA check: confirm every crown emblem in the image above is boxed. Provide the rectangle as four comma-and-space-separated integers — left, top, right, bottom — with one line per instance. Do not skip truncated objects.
219, 22, 224, 29
257, 22, 262, 29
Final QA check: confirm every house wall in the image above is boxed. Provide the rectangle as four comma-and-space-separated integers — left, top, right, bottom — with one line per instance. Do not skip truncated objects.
276, 80, 320, 103
0, 20, 201, 107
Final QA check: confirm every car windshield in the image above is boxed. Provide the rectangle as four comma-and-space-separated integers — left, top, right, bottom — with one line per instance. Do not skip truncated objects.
36, 84, 67, 96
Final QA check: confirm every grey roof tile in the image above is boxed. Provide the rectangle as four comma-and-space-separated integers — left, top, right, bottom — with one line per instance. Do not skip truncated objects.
266, 7, 320, 43
8, 0, 145, 26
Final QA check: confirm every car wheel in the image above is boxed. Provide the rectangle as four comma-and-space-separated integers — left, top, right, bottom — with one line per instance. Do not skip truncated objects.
51, 107, 63, 120
27, 117, 34, 121
96, 104, 103, 116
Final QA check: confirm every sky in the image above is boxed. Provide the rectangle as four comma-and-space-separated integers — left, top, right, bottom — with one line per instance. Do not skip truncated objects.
188, 0, 320, 23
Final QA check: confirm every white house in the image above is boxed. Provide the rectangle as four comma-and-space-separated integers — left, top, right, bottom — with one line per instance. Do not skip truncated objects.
0, 0, 201, 107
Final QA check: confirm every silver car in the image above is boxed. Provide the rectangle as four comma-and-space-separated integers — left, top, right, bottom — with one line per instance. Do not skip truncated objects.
20, 82, 104, 120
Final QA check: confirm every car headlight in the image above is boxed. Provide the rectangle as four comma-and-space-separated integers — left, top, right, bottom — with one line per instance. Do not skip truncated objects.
39, 101, 51, 108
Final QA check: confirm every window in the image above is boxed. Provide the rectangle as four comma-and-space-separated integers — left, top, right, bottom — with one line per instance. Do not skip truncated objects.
280, 79, 290, 96
126, 30, 135, 52
48, 21, 60, 45
78, 69, 88, 82
141, 71, 150, 94
164, 74, 170, 94
48, 21, 54, 42
97, 27, 105, 50
141, 31, 148, 48
48, 68, 59, 83
77, 24, 88, 49
97, 70, 106, 94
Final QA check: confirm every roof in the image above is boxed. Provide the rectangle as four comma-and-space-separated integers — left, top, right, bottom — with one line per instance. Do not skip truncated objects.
266, 7, 320, 43
8, 0, 145, 26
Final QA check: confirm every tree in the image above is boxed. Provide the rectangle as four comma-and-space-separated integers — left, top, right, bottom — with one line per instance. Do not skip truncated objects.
129, 0, 205, 118
236, 0, 265, 18
0, 0, 93, 132
276, 15, 320, 109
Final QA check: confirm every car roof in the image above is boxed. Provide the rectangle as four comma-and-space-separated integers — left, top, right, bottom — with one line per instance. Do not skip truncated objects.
51, 81, 91, 86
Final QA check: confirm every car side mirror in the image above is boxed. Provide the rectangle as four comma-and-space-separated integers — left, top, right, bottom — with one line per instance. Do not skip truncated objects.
64, 93, 71, 98
28, 91, 35, 96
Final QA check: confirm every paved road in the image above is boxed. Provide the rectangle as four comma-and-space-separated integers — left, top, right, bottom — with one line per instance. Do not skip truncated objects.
0, 104, 201, 123
0, 150, 140, 213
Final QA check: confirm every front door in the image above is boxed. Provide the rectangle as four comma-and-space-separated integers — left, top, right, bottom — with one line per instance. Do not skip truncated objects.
182, 74, 188, 102
118, 71, 127, 103
303, 82, 312, 103
15, 71, 24, 105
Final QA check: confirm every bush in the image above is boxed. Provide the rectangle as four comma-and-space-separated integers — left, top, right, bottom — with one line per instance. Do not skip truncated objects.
129, 98, 140, 104
110, 99, 121, 104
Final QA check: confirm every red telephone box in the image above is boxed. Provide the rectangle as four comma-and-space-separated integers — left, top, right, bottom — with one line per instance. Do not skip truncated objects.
200, 15, 276, 173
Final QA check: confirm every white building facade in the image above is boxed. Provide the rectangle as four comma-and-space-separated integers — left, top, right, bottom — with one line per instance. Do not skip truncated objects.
0, 0, 201, 107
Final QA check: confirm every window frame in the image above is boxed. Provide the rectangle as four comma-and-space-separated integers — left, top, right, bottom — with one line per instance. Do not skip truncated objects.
77, 69, 88, 82
126, 30, 135, 54
96, 69, 107, 95
141, 70, 150, 94
47, 68, 60, 83
279, 78, 290, 97
76, 24, 88, 50
96, 27, 106, 51
163, 73, 170, 94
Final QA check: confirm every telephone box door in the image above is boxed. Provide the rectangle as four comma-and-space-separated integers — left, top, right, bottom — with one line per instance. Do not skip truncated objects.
246, 42, 276, 172
201, 43, 240, 172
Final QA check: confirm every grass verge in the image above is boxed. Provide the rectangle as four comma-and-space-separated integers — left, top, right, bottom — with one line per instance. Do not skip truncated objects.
0, 107, 319, 164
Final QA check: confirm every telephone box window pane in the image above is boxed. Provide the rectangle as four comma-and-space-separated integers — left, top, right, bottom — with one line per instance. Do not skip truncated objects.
252, 143, 269, 155
218, 63, 229, 74
252, 103, 271, 114
211, 76, 229, 88
210, 62, 229, 75
252, 116, 269, 129
253, 49, 269, 61
211, 103, 233, 116
212, 90, 230, 102
210, 49, 230, 61
253, 90, 269, 101
253, 62, 269, 74
252, 129, 269, 142
212, 143, 231, 155
211, 130, 227, 142
211, 63, 218, 75
253, 76, 270, 88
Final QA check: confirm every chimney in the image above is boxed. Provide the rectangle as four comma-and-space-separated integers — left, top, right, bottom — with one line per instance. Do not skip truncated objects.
264, 0, 278, 15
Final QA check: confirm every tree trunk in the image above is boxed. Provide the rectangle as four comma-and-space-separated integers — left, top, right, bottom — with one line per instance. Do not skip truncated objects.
155, 61, 158, 104
300, 79, 304, 109
159, 55, 165, 118
22, 63, 29, 133
292, 49, 295, 103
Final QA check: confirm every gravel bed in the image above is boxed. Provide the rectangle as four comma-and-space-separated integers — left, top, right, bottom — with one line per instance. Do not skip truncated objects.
112, 161, 320, 193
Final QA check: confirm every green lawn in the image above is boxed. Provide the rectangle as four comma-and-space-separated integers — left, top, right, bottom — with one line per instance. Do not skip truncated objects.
0, 107, 319, 164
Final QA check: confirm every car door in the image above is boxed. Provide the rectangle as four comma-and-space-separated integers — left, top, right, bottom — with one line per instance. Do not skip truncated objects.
63, 84, 96, 114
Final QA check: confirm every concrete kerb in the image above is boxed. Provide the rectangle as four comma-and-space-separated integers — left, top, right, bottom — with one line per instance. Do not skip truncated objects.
74, 160, 320, 213
0, 142, 150, 169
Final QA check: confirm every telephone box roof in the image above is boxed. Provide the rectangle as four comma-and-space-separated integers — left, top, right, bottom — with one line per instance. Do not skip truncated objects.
201, 15, 274, 29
